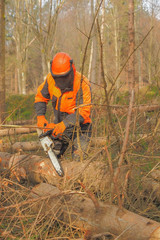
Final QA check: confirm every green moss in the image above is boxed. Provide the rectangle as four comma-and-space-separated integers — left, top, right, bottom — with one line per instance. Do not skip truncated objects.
6, 94, 35, 121
137, 85, 160, 104
145, 86, 159, 101
115, 91, 129, 105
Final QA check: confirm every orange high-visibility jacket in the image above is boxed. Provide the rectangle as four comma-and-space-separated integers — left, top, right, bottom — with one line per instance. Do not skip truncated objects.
35, 71, 92, 127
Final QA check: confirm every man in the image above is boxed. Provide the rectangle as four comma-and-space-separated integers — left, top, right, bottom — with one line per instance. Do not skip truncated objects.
35, 52, 92, 160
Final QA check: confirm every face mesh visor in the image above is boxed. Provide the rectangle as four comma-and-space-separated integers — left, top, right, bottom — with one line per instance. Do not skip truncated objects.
54, 70, 74, 92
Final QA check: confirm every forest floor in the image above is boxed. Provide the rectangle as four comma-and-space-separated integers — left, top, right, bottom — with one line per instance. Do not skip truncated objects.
0, 86, 160, 239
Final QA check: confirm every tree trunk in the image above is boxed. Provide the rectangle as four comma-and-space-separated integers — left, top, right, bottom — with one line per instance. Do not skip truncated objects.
88, 0, 97, 86
1, 152, 160, 239
0, 151, 129, 194
0, 137, 107, 152
0, 0, 6, 123
0, 141, 42, 152
148, 1, 154, 84
29, 182, 160, 240
128, 0, 135, 90
0, 127, 37, 137
0, 151, 160, 203
113, 3, 120, 89
15, 0, 22, 94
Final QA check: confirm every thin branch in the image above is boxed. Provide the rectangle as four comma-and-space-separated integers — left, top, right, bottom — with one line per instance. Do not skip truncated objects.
97, 18, 120, 148
113, 90, 134, 208
78, 180, 100, 212
109, 26, 154, 94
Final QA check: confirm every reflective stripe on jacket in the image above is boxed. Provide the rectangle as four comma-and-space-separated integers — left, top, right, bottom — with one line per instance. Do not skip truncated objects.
35, 71, 92, 127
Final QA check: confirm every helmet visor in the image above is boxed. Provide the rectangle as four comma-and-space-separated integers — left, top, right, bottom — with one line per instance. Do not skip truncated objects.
54, 69, 74, 92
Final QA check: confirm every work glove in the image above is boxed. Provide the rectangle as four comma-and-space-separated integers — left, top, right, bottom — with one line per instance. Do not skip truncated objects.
43, 123, 55, 133
52, 121, 66, 137
37, 115, 48, 128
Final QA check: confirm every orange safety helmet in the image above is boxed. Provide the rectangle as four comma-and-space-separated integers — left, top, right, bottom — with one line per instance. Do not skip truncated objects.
50, 52, 75, 78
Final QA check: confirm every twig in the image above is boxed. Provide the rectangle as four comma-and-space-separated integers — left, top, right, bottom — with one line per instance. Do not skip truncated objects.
105, 145, 114, 203
121, 170, 130, 206
75, 0, 104, 162
110, 26, 154, 92
78, 180, 100, 212
97, 18, 120, 148
105, 145, 113, 176
113, 90, 134, 208
28, 200, 45, 239
72, 148, 105, 182
0, 190, 85, 211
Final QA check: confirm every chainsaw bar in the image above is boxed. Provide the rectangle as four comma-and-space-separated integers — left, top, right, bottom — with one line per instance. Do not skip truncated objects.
40, 135, 64, 177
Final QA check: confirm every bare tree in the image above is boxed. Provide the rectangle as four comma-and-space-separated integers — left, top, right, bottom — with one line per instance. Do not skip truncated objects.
0, 0, 5, 123
35, 0, 65, 78
88, 0, 98, 86
128, 0, 135, 89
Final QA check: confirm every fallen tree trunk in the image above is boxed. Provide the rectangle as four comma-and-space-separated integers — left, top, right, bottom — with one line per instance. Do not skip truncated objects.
0, 138, 107, 152
6, 119, 35, 125
1, 152, 160, 239
0, 151, 123, 194
29, 182, 160, 240
0, 152, 160, 203
0, 141, 42, 152
0, 127, 36, 137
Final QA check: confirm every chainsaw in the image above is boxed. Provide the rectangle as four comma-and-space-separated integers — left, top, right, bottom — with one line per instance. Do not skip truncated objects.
37, 128, 64, 177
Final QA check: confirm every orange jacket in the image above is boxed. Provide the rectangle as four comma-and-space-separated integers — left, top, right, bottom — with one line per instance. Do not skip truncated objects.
35, 71, 92, 127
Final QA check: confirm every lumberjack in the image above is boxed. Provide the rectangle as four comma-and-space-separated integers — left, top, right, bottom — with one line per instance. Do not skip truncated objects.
35, 52, 92, 165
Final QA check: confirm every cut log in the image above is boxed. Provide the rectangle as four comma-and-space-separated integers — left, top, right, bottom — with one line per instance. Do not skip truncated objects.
0, 138, 107, 152
0, 152, 160, 203
0, 127, 36, 137
6, 119, 35, 125
1, 152, 160, 239
0, 141, 42, 152
0, 151, 129, 196
29, 182, 160, 240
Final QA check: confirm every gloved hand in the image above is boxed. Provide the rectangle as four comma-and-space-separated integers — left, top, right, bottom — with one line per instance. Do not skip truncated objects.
37, 115, 48, 128
52, 121, 66, 137
43, 123, 55, 133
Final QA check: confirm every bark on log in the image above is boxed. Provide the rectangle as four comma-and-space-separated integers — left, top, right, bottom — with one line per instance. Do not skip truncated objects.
0, 152, 160, 203
0, 151, 129, 197
1, 152, 160, 239
0, 127, 36, 137
29, 182, 160, 240
0, 138, 107, 152
6, 119, 35, 125
0, 141, 42, 152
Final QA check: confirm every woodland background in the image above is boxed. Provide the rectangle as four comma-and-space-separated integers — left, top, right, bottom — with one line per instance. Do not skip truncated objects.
0, 0, 160, 239
0, 0, 160, 105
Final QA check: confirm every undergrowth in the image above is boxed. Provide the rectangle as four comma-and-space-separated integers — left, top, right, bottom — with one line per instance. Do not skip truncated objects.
1, 87, 160, 239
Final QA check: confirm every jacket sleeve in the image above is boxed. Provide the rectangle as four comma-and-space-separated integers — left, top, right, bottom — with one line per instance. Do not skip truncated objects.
79, 76, 92, 122
34, 78, 50, 116
63, 77, 92, 127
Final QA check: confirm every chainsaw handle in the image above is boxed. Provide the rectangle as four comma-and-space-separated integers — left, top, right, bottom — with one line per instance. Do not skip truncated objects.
39, 129, 60, 140
39, 129, 53, 138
